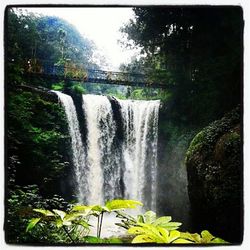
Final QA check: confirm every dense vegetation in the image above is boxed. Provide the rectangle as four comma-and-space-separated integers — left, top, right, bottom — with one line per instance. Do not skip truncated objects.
7, 8, 99, 86
24, 199, 228, 244
121, 6, 242, 126
5, 6, 242, 244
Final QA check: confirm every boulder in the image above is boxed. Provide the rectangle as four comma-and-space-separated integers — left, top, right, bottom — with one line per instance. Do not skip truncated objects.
186, 106, 242, 243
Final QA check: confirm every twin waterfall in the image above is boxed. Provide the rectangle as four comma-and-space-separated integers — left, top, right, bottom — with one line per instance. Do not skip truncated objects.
53, 91, 160, 211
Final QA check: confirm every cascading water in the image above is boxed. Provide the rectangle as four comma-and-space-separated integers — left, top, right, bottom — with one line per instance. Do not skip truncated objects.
51, 90, 87, 203
82, 94, 122, 205
115, 99, 160, 211
54, 91, 160, 211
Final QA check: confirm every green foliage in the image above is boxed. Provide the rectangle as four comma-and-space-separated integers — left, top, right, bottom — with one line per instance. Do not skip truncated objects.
7, 90, 71, 195
71, 84, 86, 94
128, 224, 181, 243
91, 199, 143, 238
26, 207, 91, 243
178, 231, 228, 244
25, 199, 142, 243
23, 199, 228, 245
6, 8, 101, 88
115, 208, 228, 244
6, 185, 70, 243
105, 199, 143, 211
121, 7, 242, 125
116, 210, 181, 231
127, 222, 228, 244
26, 218, 41, 232
130, 89, 146, 99
51, 82, 64, 91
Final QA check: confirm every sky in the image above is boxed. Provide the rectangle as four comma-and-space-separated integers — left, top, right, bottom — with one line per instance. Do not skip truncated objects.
21, 7, 141, 70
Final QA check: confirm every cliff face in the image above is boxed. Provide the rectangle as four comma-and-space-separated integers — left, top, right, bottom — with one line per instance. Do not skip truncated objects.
185, 107, 242, 243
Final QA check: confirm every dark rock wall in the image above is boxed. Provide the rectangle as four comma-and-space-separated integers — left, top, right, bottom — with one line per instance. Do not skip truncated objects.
186, 106, 242, 243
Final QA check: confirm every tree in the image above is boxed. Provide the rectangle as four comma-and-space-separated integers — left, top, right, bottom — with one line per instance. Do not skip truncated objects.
6, 8, 101, 87
121, 6, 242, 125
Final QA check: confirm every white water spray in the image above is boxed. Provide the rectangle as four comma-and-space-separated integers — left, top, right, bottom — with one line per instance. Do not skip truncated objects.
115, 99, 160, 210
54, 91, 160, 211
51, 90, 87, 203
82, 94, 121, 205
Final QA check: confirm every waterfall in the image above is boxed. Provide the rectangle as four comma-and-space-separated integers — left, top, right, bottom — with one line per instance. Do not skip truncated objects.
115, 99, 160, 210
82, 94, 121, 205
54, 91, 160, 210
51, 91, 87, 203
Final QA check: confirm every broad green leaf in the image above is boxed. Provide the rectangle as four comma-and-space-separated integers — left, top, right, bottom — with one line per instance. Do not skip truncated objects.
168, 230, 181, 243
137, 223, 162, 236
71, 206, 92, 216
201, 230, 214, 243
153, 216, 172, 226
180, 232, 199, 242
129, 223, 183, 244
71, 205, 89, 211
128, 226, 148, 235
191, 233, 201, 243
33, 208, 55, 217
129, 224, 161, 242
64, 212, 81, 221
74, 219, 90, 229
211, 237, 229, 244
173, 238, 194, 244
143, 211, 156, 224
90, 205, 108, 212
53, 209, 66, 220
105, 199, 143, 211
157, 227, 169, 243
132, 234, 155, 243
26, 218, 41, 232
160, 222, 182, 230
138, 223, 166, 242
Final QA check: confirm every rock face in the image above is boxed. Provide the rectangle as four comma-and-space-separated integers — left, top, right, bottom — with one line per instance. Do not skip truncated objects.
186, 107, 242, 243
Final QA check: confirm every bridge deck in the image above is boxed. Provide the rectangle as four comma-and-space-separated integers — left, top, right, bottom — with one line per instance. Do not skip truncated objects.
22, 60, 169, 89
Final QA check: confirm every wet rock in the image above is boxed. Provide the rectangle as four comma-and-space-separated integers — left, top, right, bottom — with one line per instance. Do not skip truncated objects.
186, 106, 242, 243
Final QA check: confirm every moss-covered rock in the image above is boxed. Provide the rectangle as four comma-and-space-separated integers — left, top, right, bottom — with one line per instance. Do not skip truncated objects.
186, 106, 242, 243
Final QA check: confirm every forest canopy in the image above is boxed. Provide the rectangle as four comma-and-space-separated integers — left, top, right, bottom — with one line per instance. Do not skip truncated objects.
7, 8, 100, 86
120, 6, 242, 126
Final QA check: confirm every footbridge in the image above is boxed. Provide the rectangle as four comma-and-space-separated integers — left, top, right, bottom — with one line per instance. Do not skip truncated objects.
23, 59, 168, 89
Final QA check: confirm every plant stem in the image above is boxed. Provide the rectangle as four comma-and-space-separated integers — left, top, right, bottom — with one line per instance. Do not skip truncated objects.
63, 225, 75, 243
97, 215, 100, 237
98, 211, 104, 238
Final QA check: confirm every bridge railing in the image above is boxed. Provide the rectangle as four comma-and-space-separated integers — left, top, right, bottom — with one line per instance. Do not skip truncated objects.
26, 61, 148, 84
87, 69, 146, 83
19, 59, 168, 88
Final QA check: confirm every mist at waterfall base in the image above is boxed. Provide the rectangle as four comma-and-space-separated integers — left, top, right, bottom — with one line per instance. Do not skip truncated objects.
52, 90, 191, 235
